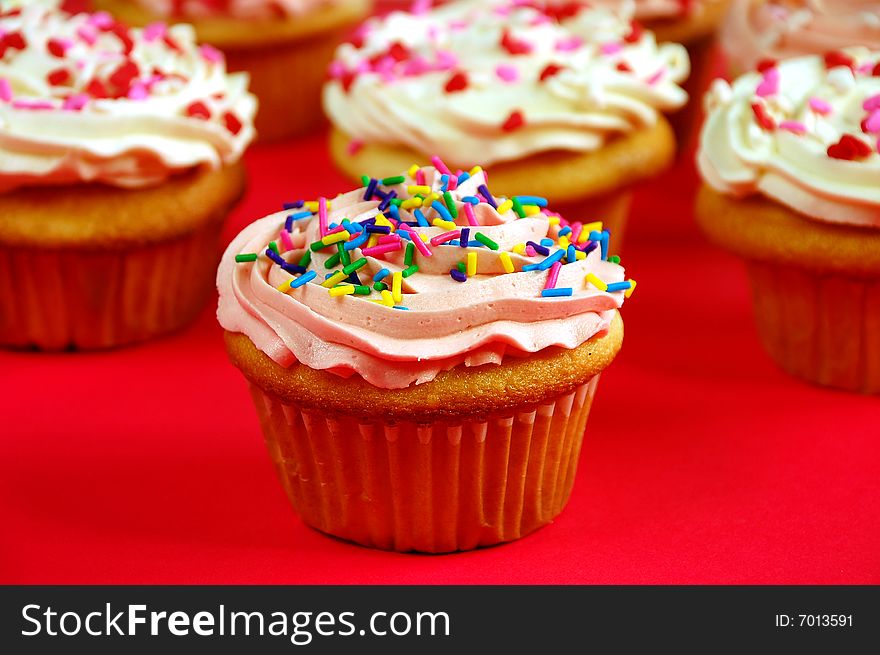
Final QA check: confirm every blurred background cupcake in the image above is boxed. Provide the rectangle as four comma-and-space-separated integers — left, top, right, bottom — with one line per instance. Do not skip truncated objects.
721, 0, 880, 76
695, 48, 880, 393
218, 159, 634, 552
323, 0, 690, 242
595, 0, 732, 141
94, 0, 374, 140
0, 0, 256, 350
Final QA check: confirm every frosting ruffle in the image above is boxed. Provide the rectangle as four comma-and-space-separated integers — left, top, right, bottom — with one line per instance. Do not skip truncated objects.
323, 0, 689, 167
698, 48, 880, 227
217, 164, 633, 389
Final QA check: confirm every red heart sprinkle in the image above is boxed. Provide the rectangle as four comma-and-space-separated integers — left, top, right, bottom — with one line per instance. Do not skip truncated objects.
185, 101, 211, 120
827, 134, 872, 161
47, 68, 71, 86
109, 59, 139, 91
47, 38, 67, 58
751, 102, 776, 131
624, 21, 643, 44
502, 110, 525, 132
224, 112, 242, 135
756, 58, 778, 73
444, 72, 468, 93
340, 70, 357, 93
85, 78, 108, 99
388, 42, 410, 62
500, 30, 532, 56
540, 64, 564, 82
824, 51, 855, 70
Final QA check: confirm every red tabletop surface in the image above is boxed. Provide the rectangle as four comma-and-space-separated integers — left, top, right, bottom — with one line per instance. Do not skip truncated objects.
2, 128, 878, 585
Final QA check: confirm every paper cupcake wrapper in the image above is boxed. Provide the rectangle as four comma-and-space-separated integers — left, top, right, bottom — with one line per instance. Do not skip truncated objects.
226, 25, 349, 142
747, 261, 880, 394
249, 376, 602, 553
0, 224, 220, 351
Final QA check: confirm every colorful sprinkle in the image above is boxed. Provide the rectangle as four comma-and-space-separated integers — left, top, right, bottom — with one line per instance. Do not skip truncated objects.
467, 252, 477, 277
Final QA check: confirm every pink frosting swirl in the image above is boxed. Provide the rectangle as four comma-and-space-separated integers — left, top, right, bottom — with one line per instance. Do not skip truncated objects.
217, 165, 632, 389
722, 0, 880, 73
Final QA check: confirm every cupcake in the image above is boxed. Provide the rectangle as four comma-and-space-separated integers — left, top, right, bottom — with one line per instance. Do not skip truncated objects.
596, 1, 732, 141
696, 49, 880, 393
721, 1, 880, 76
95, 0, 373, 141
323, 0, 690, 243
0, 0, 256, 350
217, 158, 636, 552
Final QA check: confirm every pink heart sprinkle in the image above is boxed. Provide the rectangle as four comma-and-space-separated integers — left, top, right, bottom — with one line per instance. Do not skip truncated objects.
199, 44, 223, 64
0, 78, 11, 102
127, 83, 148, 100
62, 94, 89, 111
435, 51, 458, 70
600, 42, 622, 56
76, 25, 97, 46
88, 12, 114, 28
327, 61, 345, 78
779, 120, 807, 135
496, 64, 519, 83
863, 94, 880, 112
755, 68, 780, 97
646, 69, 664, 85
809, 97, 832, 115
143, 22, 166, 42
865, 110, 880, 134
555, 37, 582, 52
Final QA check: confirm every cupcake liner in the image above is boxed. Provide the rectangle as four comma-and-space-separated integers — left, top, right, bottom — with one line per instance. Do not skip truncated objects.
0, 222, 222, 351
554, 190, 633, 248
747, 261, 880, 394
226, 26, 349, 142
249, 375, 601, 553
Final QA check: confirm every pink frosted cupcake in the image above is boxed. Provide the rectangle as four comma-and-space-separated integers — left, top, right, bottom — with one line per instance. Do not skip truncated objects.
218, 158, 635, 551
722, 1, 880, 76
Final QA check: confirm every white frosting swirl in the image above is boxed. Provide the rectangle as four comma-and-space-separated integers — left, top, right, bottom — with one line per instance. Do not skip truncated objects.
217, 166, 630, 389
0, 0, 256, 191
722, 0, 880, 73
323, 0, 689, 167
697, 48, 880, 227
131, 0, 336, 20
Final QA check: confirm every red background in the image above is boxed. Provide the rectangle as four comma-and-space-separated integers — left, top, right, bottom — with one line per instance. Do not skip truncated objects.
2, 1, 879, 584
2, 132, 878, 584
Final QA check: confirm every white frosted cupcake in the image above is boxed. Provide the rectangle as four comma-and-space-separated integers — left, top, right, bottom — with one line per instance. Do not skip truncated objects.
696, 48, 880, 393
722, 1, 880, 75
323, 0, 690, 242
95, 0, 373, 140
0, 0, 256, 349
